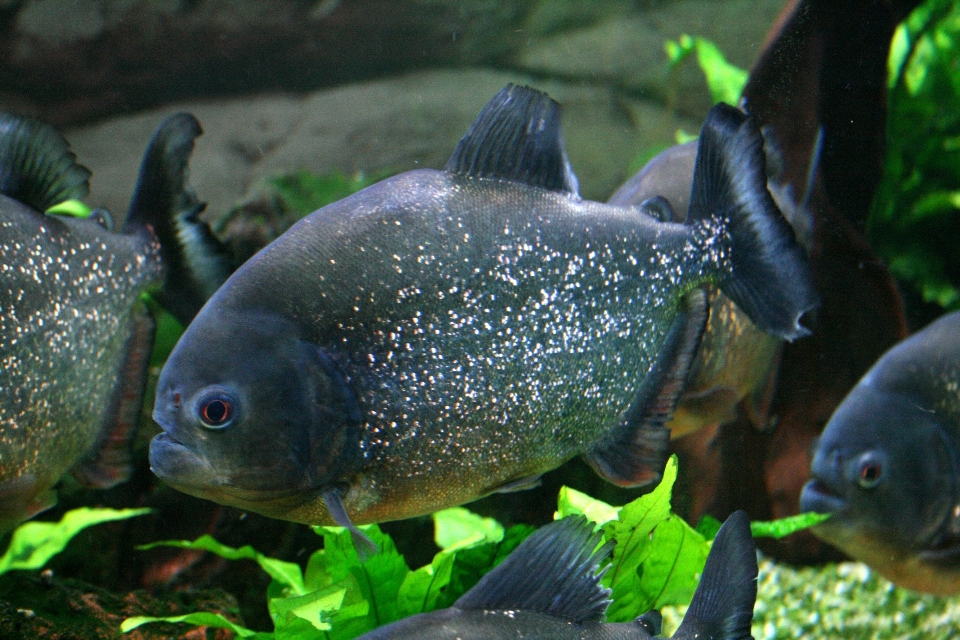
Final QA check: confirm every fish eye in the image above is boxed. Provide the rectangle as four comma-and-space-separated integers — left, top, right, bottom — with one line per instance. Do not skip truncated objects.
856, 453, 884, 489
195, 391, 237, 429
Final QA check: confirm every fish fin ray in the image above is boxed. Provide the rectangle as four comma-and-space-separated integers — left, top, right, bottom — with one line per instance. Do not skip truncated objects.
444, 84, 579, 195
321, 487, 379, 560
673, 510, 757, 640
490, 474, 543, 494
73, 303, 156, 489
687, 103, 818, 342
0, 112, 91, 211
584, 290, 708, 487
455, 515, 613, 622
125, 112, 233, 324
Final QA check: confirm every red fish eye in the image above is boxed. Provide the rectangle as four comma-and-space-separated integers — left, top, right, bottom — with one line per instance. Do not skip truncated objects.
200, 398, 232, 427
172, 392, 182, 408
858, 462, 882, 488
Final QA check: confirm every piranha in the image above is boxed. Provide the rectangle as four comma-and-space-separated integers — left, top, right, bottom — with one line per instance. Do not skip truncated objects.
608, 132, 816, 438
0, 111, 228, 530
800, 311, 960, 594
151, 84, 818, 540
357, 510, 758, 640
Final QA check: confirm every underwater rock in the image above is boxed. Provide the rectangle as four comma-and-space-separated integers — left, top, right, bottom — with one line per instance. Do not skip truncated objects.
0, 572, 242, 640
513, 0, 787, 119
66, 68, 699, 239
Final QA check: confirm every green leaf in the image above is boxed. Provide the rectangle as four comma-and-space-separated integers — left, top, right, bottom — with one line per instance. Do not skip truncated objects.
396, 548, 457, 617
751, 512, 832, 539
602, 455, 682, 622
556, 486, 620, 526
635, 515, 708, 609
270, 584, 345, 639
138, 534, 305, 595
694, 514, 722, 541
268, 169, 391, 217
0, 507, 150, 576
312, 524, 411, 632
666, 34, 748, 105
120, 612, 266, 637
433, 507, 504, 550
45, 199, 92, 217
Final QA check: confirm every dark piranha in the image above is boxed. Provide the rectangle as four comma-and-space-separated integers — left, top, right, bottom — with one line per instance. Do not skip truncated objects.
800, 310, 960, 594
357, 510, 758, 640
0, 111, 226, 530
151, 85, 817, 534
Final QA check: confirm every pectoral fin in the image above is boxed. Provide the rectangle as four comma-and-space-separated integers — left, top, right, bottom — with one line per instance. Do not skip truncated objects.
584, 290, 708, 487
322, 486, 379, 560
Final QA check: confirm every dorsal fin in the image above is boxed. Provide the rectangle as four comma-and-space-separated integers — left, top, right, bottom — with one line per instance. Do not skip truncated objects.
0, 112, 91, 212
673, 510, 758, 640
454, 515, 612, 622
445, 84, 579, 195
125, 112, 233, 324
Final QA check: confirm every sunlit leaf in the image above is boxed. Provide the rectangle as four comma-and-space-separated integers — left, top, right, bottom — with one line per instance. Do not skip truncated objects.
138, 534, 305, 595
45, 199, 92, 217
0, 507, 150, 576
556, 486, 620, 526
433, 507, 504, 550
120, 612, 266, 638
751, 512, 832, 539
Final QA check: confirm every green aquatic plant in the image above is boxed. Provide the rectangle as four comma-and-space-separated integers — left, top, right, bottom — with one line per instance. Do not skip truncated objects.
0, 507, 149, 577
625, 34, 747, 175
123, 456, 824, 639
870, 0, 960, 310
665, 34, 749, 108
267, 169, 394, 218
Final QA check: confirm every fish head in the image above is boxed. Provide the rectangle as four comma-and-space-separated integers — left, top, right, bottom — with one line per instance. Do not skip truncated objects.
150, 309, 362, 517
801, 382, 957, 555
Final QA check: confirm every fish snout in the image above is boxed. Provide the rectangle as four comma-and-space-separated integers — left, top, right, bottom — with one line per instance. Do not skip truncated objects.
800, 447, 849, 516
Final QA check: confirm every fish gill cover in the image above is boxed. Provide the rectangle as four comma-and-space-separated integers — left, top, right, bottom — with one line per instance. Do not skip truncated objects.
121, 456, 825, 639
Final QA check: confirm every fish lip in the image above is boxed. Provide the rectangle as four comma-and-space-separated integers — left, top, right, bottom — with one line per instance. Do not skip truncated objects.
799, 478, 849, 517
148, 434, 309, 507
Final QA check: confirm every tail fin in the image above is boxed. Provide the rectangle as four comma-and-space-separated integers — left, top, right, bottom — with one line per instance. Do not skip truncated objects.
673, 510, 757, 640
125, 112, 232, 324
0, 112, 91, 211
688, 103, 818, 341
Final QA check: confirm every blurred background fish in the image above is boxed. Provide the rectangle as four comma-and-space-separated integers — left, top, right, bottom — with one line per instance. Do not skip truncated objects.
801, 311, 960, 594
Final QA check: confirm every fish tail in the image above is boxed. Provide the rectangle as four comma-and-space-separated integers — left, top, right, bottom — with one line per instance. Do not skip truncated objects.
687, 102, 818, 342
125, 113, 232, 324
673, 510, 758, 640
0, 112, 91, 211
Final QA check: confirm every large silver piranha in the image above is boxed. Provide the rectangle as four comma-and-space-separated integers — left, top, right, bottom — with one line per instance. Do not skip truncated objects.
801, 310, 960, 594
0, 111, 228, 530
356, 511, 758, 640
150, 85, 818, 539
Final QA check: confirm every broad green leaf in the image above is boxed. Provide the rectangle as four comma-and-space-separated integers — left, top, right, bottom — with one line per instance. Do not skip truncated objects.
433, 507, 504, 550
45, 199, 92, 217
267, 169, 391, 217
694, 514, 722, 541
665, 34, 748, 105
270, 584, 345, 639
313, 524, 411, 630
138, 534, 305, 595
751, 512, 832, 539
602, 455, 679, 622
556, 486, 620, 526
636, 515, 708, 609
0, 507, 150, 576
120, 612, 266, 638
396, 549, 457, 617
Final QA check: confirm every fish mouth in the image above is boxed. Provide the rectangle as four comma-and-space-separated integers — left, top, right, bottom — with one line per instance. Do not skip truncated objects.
149, 433, 310, 509
149, 432, 226, 489
799, 478, 849, 517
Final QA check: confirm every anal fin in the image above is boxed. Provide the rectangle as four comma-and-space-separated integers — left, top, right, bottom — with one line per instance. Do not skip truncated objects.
584, 289, 708, 487
73, 303, 155, 488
